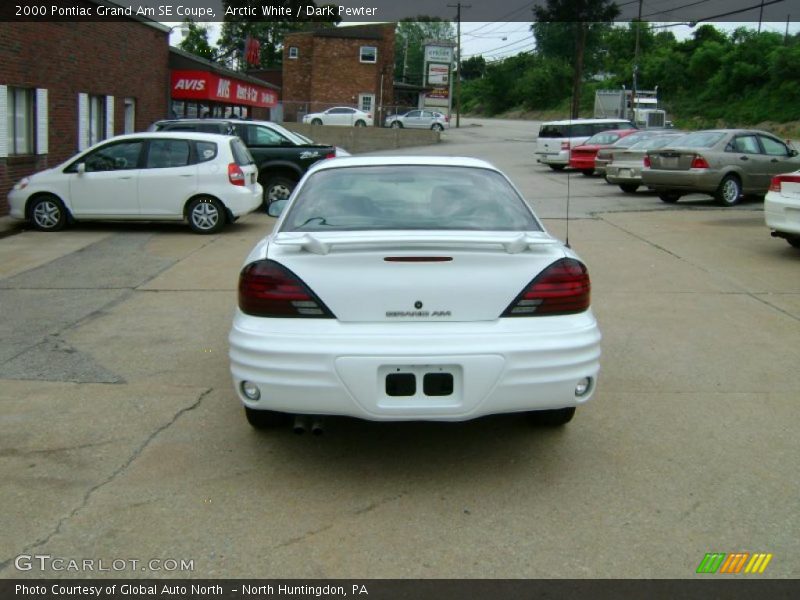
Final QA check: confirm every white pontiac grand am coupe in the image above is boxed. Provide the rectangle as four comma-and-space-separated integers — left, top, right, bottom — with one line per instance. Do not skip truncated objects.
229, 156, 601, 431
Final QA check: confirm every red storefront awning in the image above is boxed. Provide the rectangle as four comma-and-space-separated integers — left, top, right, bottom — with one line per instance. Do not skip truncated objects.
171, 70, 278, 108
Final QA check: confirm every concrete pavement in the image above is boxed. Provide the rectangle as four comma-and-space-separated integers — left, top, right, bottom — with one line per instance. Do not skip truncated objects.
1, 125, 798, 579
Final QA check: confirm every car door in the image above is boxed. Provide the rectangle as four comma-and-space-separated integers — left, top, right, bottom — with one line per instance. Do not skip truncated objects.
404, 110, 422, 128
420, 110, 437, 128
729, 134, 768, 191
137, 138, 198, 217
758, 134, 800, 181
67, 139, 143, 217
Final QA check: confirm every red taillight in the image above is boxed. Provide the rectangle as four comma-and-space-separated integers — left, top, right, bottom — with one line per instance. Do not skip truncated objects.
444, 115, 450, 122
643, 155, 651, 168
325, 152, 336, 159
238, 260, 333, 318
502, 258, 590, 317
561, 141, 571, 151
228, 163, 245, 186
769, 174, 800, 193
690, 155, 710, 169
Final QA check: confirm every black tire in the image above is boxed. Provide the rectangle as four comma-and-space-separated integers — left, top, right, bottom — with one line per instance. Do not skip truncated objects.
354, 120, 367, 127
529, 407, 576, 427
263, 176, 296, 208
715, 174, 742, 207
431, 123, 444, 132
548, 164, 566, 171
390, 121, 402, 129
787, 236, 800, 249
658, 191, 681, 204
187, 196, 225, 234
581, 169, 595, 176
619, 183, 639, 194
29, 194, 68, 232
245, 407, 290, 430
311, 118, 322, 125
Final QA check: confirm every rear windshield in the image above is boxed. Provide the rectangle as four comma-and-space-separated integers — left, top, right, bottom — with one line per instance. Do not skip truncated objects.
673, 131, 725, 148
230, 138, 255, 165
629, 135, 688, 151
585, 131, 622, 145
540, 121, 633, 138
281, 166, 541, 233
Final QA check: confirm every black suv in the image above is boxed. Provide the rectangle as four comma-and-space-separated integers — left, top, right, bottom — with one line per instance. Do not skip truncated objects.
150, 119, 338, 206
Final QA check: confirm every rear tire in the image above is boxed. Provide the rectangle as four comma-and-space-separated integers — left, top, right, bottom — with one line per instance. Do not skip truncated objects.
432, 123, 444, 132
529, 407, 576, 427
715, 174, 742, 207
787, 236, 800, 249
548, 164, 565, 171
581, 169, 594, 176
658, 191, 681, 204
187, 196, 225, 234
619, 183, 639, 193
29, 194, 68, 232
263, 176, 296, 208
355, 120, 366, 127
245, 407, 290, 430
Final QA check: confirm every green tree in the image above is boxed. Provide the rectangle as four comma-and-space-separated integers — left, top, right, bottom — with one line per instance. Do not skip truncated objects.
461, 55, 486, 80
395, 18, 455, 85
532, 0, 620, 118
177, 19, 217, 62
218, 1, 339, 70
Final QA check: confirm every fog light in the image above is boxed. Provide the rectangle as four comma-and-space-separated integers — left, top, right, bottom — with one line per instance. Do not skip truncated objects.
241, 381, 261, 401
575, 377, 592, 397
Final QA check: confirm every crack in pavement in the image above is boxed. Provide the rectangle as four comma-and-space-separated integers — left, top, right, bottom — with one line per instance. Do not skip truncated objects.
598, 215, 800, 323
0, 387, 214, 574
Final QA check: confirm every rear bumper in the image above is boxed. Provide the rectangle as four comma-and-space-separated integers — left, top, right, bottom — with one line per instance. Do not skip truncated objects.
229, 312, 601, 421
535, 151, 569, 166
569, 156, 595, 170
606, 164, 644, 184
765, 192, 800, 236
223, 184, 263, 217
641, 168, 720, 193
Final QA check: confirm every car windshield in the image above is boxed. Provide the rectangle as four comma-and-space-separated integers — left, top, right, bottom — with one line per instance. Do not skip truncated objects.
281, 165, 541, 232
630, 135, 689, 150
585, 131, 622, 145
673, 131, 726, 148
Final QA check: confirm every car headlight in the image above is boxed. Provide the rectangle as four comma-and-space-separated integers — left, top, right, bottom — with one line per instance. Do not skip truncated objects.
14, 178, 30, 191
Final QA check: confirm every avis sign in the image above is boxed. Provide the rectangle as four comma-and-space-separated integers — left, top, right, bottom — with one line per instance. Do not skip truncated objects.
171, 70, 277, 108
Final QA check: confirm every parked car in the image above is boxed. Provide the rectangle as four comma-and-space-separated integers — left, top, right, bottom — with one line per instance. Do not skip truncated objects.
384, 109, 449, 131
568, 129, 638, 176
535, 118, 636, 170
8, 132, 262, 234
229, 156, 601, 431
594, 129, 677, 175
765, 171, 800, 248
151, 118, 339, 206
303, 107, 374, 127
605, 133, 689, 193
641, 129, 800, 206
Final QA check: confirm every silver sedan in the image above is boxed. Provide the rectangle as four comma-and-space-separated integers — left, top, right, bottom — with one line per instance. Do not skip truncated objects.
384, 109, 449, 131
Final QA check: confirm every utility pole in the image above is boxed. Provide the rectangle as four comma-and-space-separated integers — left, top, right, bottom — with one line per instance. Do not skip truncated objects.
448, 2, 470, 128
758, 0, 765, 33
632, 0, 643, 122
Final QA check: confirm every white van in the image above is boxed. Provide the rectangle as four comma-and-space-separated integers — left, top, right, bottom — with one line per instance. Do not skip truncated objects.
535, 118, 636, 170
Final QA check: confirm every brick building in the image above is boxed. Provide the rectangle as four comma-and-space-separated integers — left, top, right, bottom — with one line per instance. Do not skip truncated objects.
282, 24, 395, 125
0, 14, 171, 215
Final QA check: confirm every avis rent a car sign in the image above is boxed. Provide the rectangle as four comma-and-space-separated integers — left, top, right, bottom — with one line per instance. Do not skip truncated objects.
171, 70, 277, 108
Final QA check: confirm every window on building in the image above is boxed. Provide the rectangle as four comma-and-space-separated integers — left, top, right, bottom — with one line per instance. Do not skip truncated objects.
360, 46, 377, 63
288, 46, 299, 59
124, 98, 136, 134
88, 95, 106, 146
6, 87, 35, 155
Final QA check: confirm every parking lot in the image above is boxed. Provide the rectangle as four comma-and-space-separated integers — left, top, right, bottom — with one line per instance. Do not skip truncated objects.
1, 119, 798, 579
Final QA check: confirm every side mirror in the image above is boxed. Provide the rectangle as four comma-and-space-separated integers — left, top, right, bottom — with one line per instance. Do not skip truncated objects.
789, 149, 798, 157
77, 163, 86, 174
267, 199, 288, 217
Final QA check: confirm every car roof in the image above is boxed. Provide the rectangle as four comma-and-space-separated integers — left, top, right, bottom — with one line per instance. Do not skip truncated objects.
308, 156, 498, 173
106, 131, 238, 142
542, 118, 633, 126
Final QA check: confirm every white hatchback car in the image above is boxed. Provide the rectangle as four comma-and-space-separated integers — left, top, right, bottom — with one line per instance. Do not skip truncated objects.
765, 170, 800, 248
229, 156, 601, 431
303, 107, 374, 127
8, 132, 262, 234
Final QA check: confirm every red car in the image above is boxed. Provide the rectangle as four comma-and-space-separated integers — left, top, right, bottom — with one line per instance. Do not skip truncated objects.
569, 129, 638, 176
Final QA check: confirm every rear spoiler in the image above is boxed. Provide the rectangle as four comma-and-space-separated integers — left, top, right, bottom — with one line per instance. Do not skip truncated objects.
273, 232, 559, 255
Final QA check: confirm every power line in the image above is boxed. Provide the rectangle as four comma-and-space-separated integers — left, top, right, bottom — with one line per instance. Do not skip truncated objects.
642, 0, 714, 18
